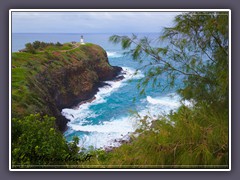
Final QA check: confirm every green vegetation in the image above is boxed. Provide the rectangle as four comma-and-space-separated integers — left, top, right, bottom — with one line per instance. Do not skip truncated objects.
105, 11, 229, 168
109, 12, 228, 108
11, 12, 229, 169
11, 41, 115, 167
94, 103, 228, 168
12, 42, 110, 119
24, 41, 66, 53
12, 114, 80, 167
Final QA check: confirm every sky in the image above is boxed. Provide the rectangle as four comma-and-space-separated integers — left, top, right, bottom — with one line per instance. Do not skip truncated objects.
12, 11, 180, 33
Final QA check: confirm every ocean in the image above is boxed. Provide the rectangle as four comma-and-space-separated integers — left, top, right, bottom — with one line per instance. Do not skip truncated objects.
12, 33, 183, 150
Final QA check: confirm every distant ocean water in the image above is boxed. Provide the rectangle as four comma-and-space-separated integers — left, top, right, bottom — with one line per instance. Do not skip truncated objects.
12, 33, 184, 150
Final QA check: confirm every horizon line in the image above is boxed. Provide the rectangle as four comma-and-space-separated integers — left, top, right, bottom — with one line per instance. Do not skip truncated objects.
12, 32, 161, 34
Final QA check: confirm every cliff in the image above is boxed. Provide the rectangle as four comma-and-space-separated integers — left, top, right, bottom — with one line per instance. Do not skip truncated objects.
12, 42, 122, 132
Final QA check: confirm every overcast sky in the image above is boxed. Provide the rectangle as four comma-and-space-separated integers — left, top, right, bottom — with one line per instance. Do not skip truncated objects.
12, 11, 180, 33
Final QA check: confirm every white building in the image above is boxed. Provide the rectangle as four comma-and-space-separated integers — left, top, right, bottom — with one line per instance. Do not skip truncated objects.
80, 35, 85, 44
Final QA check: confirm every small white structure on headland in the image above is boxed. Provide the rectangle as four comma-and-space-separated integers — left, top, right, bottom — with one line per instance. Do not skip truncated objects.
80, 35, 85, 45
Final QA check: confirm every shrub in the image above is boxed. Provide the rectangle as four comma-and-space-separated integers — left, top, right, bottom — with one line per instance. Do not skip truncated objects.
12, 114, 80, 168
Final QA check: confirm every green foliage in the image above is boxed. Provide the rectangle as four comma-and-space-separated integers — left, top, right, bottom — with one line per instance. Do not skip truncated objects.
109, 12, 229, 108
97, 104, 228, 168
24, 41, 64, 53
44, 51, 59, 60
25, 43, 36, 54
11, 12, 229, 168
56, 42, 63, 47
12, 114, 78, 167
162, 12, 229, 107
106, 11, 229, 168
12, 42, 108, 119
32, 41, 41, 49
11, 43, 116, 167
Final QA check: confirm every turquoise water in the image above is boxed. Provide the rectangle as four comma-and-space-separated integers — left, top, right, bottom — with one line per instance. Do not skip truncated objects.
12, 33, 183, 149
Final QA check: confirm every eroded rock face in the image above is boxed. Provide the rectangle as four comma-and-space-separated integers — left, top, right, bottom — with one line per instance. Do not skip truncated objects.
31, 44, 122, 132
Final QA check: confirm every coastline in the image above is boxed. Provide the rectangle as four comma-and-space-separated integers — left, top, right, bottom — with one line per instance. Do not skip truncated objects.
61, 66, 148, 150
61, 66, 146, 152
62, 66, 124, 132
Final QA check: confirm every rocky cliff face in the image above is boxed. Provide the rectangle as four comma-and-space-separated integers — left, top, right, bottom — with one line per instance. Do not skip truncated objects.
12, 43, 122, 132
36, 44, 122, 131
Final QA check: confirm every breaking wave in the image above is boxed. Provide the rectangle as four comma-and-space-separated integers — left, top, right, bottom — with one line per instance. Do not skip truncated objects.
106, 51, 123, 58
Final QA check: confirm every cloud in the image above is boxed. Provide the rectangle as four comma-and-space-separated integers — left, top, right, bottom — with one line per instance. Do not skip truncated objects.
12, 11, 181, 33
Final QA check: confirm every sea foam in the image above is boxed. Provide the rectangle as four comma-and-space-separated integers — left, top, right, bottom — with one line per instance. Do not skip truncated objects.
146, 95, 180, 107
62, 68, 193, 150
106, 51, 123, 58
73, 93, 183, 149
62, 67, 144, 123
70, 116, 138, 149
61, 67, 144, 149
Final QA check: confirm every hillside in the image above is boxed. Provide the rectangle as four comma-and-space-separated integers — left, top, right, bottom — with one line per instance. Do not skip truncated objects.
12, 42, 122, 131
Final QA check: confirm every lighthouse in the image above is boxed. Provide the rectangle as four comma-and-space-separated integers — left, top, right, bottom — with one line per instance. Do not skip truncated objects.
80, 35, 85, 45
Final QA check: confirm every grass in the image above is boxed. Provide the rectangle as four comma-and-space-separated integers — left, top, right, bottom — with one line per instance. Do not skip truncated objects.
103, 103, 228, 168
11, 42, 111, 118
11, 41, 228, 169
66, 102, 228, 169
31, 101, 228, 169
44, 43, 73, 51
21, 101, 226, 169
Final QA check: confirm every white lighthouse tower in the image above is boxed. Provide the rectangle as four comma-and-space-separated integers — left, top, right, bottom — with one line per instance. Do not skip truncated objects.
80, 35, 85, 45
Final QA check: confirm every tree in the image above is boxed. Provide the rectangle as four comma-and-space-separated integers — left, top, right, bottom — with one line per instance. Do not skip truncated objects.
32, 41, 41, 49
56, 42, 63, 46
25, 43, 36, 54
109, 12, 229, 108
107, 12, 229, 167
12, 114, 80, 167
